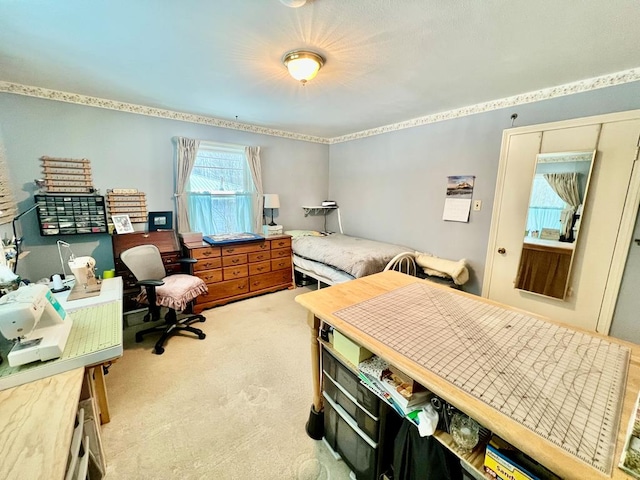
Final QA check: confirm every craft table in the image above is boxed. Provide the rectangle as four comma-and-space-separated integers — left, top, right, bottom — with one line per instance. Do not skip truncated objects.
0, 276, 123, 423
0, 368, 85, 480
295, 271, 640, 480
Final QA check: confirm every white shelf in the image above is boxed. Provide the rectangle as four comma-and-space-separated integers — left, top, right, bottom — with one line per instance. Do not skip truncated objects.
302, 206, 338, 216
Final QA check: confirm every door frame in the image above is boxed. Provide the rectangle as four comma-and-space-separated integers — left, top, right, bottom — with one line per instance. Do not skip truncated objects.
482, 109, 640, 334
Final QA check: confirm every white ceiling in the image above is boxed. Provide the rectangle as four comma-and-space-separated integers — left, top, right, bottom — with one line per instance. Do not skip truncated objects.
1, 0, 639, 140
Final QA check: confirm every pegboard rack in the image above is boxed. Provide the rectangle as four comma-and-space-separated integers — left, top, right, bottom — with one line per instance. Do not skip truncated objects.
106, 190, 148, 223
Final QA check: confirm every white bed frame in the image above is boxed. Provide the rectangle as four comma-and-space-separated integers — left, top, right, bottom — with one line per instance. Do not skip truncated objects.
295, 252, 417, 289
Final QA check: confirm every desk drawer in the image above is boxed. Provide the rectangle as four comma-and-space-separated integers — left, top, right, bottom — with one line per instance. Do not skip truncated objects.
271, 248, 291, 259
249, 269, 291, 291
323, 373, 380, 441
222, 254, 247, 267
271, 257, 291, 271
221, 242, 268, 255
198, 278, 249, 302
193, 258, 222, 272
322, 348, 380, 417
248, 251, 271, 263
195, 269, 223, 284
223, 265, 248, 280
270, 238, 291, 250
192, 247, 221, 259
249, 261, 271, 276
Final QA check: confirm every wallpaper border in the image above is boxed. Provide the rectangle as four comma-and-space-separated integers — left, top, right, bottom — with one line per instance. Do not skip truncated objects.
1, 67, 638, 145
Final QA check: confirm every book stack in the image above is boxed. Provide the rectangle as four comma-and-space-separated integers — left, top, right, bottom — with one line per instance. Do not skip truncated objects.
358, 356, 432, 418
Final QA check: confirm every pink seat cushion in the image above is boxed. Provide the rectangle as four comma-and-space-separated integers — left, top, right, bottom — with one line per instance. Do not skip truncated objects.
136, 274, 208, 312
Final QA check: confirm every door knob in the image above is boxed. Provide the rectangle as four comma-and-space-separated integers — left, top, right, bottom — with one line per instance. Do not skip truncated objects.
497, 247, 506, 254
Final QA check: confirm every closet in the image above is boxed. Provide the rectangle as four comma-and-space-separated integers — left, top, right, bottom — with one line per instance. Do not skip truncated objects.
483, 110, 640, 333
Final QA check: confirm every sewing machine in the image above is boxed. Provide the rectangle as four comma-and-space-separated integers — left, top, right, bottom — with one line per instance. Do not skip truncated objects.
0, 284, 72, 367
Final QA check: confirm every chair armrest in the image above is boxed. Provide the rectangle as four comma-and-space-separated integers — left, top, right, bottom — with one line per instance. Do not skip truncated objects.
135, 279, 165, 287
177, 258, 197, 264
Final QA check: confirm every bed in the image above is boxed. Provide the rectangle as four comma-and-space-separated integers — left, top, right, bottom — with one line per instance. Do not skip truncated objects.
287, 231, 417, 287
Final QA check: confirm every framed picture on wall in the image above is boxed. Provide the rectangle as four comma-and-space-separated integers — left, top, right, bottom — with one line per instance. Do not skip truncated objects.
112, 214, 134, 234
148, 211, 173, 232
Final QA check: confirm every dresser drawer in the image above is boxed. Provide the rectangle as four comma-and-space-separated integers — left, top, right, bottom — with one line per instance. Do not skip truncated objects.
248, 251, 271, 263
249, 260, 271, 276
195, 269, 223, 284
270, 238, 291, 250
221, 242, 268, 256
222, 254, 247, 267
192, 246, 221, 259
198, 278, 249, 302
249, 269, 291, 291
193, 257, 223, 272
271, 248, 291, 259
223, 265, 248, 280
271, 257, 292, 271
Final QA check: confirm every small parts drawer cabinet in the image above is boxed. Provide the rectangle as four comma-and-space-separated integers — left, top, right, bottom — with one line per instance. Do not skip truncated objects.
183, 235, 293, 313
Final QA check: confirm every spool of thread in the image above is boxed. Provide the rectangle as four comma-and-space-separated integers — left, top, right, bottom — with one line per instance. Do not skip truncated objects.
52, 274, 64, 291
103, 269, 115, 279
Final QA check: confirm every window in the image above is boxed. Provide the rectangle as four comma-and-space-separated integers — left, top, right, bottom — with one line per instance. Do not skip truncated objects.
525, 174, 565, 234
186, 142, 256, 235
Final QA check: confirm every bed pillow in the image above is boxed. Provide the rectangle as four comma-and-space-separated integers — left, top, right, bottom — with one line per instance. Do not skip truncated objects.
284, 230, 324, 239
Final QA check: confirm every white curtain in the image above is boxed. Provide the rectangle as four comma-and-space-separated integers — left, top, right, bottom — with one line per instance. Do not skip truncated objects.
174, 137, 200, 233
544, 172, 581, 239
245, 146, 263, 233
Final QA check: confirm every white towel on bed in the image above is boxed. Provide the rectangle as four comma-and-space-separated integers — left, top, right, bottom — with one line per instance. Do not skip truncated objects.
414, 251, 469, 285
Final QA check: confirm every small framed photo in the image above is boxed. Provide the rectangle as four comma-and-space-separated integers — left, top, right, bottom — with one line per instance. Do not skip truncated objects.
112, 214, 134, 234
148, 211, 173, 232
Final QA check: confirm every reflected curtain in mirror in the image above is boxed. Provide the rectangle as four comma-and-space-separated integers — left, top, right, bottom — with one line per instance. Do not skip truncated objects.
515, 150, 595, 300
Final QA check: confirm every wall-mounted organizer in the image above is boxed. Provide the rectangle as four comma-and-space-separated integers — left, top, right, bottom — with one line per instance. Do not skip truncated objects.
40, 156, 95, 194
106, 189, 148, 223
35, 194, 108, 235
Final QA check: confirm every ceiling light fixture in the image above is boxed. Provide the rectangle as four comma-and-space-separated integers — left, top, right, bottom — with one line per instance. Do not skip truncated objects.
279, 0, 307, 7
283, 50, 325, 85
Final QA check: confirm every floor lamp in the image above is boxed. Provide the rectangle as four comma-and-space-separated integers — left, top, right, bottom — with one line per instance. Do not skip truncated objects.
263, 194, 280, 226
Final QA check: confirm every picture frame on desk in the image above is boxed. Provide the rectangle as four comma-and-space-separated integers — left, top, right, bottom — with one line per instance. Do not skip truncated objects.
112, 214, 134, 234
148, 211, 173, 232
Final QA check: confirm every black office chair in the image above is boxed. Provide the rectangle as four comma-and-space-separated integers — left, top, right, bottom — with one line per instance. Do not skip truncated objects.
120, 244, 208, 354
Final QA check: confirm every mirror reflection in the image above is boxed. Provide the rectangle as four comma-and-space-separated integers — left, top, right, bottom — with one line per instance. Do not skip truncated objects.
515, 150, 596, 300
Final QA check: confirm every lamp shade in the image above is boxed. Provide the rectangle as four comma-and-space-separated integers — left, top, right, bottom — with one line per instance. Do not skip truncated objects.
264, 194, 280, 209
283, 50, 324, 84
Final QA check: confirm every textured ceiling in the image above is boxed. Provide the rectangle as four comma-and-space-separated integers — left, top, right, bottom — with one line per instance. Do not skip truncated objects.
1, 0, 639, 139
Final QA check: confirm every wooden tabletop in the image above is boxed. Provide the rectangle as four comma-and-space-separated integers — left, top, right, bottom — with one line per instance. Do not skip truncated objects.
0, 368, 84, 480
295, 271, 640, 480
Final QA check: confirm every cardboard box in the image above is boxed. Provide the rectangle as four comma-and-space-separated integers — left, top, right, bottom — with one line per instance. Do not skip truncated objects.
333, 330, 373, 366
484, 439, 561, 480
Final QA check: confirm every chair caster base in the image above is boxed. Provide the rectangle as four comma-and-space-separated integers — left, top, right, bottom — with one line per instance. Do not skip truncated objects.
154, 346, 165, 355
199, 332, 206, 339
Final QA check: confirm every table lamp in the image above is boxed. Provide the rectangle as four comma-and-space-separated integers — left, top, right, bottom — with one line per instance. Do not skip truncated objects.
263, 194, 280, 226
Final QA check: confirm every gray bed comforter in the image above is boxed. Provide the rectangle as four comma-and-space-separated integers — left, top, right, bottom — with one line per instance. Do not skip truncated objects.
292, 234, 412, 278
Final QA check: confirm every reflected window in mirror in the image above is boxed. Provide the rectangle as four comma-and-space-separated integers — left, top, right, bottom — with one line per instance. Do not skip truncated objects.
516, 151, 596, 300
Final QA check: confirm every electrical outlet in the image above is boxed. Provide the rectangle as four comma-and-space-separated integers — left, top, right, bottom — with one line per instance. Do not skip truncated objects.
473, 200, 482, 211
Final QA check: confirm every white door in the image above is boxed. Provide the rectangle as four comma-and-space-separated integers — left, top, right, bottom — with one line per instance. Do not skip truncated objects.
483, 112, 640, 332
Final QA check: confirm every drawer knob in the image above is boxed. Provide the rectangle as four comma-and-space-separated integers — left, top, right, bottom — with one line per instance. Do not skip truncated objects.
232, 259, 239, 264
203, 251, 212, 256
238, 285, 246, 290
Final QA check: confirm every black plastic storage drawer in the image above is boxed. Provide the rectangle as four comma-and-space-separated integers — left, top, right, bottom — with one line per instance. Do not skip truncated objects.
322, 348, 380, 417
323, 393, 378, 480
323, 372, 380, 442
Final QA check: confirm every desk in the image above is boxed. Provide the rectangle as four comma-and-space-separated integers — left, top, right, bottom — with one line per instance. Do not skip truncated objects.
0, 277, 123, 422
0, 368, 84, 480
295, 271, 640, 480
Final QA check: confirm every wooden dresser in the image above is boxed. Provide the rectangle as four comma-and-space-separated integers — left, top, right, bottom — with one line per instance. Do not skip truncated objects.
111, 230, 182, 312
183, 234, 294, 313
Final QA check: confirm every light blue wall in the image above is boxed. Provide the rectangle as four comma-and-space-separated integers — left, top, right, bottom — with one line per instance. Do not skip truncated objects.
0, 94, 330, 281
329, 81, 640, 294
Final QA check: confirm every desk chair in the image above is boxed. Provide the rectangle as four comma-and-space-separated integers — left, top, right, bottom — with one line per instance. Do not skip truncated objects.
120, 244, 208, 354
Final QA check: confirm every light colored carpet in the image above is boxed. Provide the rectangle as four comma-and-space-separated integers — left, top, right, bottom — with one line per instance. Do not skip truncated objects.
101, 286, 352, 480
